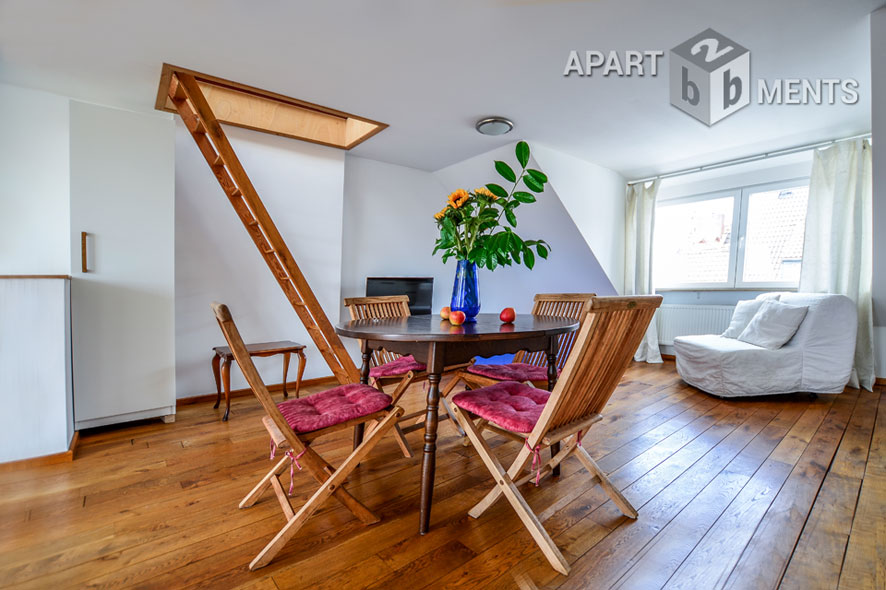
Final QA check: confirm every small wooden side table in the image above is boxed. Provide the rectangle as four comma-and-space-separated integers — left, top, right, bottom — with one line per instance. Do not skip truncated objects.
211, 340, 307, 421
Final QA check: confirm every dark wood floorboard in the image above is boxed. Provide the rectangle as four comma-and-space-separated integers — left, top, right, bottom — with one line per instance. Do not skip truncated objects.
0, 362, 882, 589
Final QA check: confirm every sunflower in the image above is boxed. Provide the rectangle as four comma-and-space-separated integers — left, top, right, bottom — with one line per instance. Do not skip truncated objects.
434, 206, 450, 220
447, 189, 470, 209
474, 187, 498, 200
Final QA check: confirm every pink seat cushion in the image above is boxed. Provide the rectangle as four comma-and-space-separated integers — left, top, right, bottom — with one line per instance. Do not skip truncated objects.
277, 384, 392, 433
466, 362, 553, 383
452, 382, 550, 433
370, 355, 426, 378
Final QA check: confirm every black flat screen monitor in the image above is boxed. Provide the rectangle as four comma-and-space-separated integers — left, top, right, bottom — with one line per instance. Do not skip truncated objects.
365, 277, 434, 315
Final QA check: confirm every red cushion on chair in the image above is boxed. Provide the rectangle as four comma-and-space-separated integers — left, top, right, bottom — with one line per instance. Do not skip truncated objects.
466, 362, 553, 383
277, 384, 392, 433
369, 355, 426, 378
452, 382, 550, 433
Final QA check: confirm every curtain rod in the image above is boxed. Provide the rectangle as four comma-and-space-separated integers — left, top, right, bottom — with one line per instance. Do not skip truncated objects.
627, 131, 872, 186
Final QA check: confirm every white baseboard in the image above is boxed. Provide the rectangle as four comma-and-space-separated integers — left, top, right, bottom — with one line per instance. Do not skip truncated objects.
75, 405, 175, 430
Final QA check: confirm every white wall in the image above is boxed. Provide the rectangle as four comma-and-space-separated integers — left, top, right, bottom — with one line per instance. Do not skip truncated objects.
0, 83, 70, 274
175, 123, 346, 398
532, 144, 626, 292
433, 143, 618, 307
341, 156, 450, 313
872, 5, 886, 379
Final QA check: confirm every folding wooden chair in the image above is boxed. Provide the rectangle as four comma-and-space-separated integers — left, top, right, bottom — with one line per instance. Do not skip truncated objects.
447, 293, 595, 393
344, 295, 469, 454
212, 302, 406, 571
449, 295, 662, 575
441, 293, 594, 467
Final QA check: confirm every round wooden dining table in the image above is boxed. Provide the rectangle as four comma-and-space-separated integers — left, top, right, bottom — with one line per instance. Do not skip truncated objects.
335, 312, 579, 534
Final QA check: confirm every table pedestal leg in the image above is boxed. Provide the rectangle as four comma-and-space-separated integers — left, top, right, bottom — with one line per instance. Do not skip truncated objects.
420, 371, 442, 535
547, 339, 560, 477
354, 346, 372, 450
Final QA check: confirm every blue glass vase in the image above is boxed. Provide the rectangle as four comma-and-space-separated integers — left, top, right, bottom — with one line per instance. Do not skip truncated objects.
450, 259, 480, 322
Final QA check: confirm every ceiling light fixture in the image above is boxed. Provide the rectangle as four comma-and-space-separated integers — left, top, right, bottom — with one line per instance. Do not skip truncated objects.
475, 117, 514, 136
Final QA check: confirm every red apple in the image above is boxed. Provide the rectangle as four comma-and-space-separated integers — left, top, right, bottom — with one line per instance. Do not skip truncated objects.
440, 306, 451, 319
449, 310, 466, 325
500, 307, 516, 323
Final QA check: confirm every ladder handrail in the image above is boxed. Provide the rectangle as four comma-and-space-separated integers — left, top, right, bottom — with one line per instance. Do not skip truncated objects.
169, 72, 360, 385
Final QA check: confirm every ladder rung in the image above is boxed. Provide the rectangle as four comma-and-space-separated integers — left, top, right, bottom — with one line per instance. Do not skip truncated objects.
230, 188, 242, 198
170, 77, 187, 100
193, 119, 207, 134
246, 219, 259, 227
262, 247, 276, 255
211, 154, 225, 167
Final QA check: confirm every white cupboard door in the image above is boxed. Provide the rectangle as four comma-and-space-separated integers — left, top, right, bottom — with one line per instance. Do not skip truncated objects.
70, 101, 176, 427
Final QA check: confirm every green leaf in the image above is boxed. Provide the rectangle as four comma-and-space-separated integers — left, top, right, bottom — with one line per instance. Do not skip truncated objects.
513, 191, 536, 204
495, 161, 517, 183
486, 253, 497, 271
523, 175, 544, 193
486, 183, 508, 199
480, 208, 498, 219
536, 243, 548, 259
516, 141, 530, 168
526, 169, 548, 184
442, 216, 456, 234
523, 246, 536, 270
505, 208, 517, 228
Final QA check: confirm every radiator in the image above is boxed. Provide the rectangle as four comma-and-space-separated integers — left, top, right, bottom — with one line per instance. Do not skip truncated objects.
657, 304, 735, 345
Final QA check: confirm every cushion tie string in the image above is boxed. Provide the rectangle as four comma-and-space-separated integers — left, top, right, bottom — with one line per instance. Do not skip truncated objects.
270, 440, 306, 496
283, 448, 307, 496
525, 441, 543, 486
576, 429, 583, 448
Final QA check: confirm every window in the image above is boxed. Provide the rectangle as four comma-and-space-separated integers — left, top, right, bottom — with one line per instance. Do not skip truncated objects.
653, 179, 809, 290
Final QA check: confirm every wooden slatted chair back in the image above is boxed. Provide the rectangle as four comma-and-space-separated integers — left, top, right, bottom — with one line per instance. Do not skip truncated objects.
528, 296, 662, 442
515, 293, 595, 370
212, 302, 304, 451
343, 295, 412, 367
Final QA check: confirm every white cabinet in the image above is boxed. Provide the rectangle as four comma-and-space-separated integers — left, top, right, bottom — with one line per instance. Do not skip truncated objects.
0, 278, 74, 462
69, 102, 176, 429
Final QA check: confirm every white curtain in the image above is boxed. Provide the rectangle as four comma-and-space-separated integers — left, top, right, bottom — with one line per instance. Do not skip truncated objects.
799, 139, 874, 390
625, 179, 662, 363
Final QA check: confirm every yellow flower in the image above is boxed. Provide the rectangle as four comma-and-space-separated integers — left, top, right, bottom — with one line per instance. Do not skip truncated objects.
447, 189, 470, 209
434, 206, 450, 220
474, 187, 498, 200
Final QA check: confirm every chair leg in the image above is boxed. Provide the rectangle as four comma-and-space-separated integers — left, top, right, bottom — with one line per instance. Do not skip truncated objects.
249, 408, 404, 570
440, 396, 465, 437
392, 423, 414, 458
574, 445, 638, 518
453, 406, 570, 575
240, 456, 290, 509
462, 418, 488, 447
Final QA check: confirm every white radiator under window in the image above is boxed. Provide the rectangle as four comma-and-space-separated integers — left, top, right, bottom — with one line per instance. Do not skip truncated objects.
657, 304, 735, 345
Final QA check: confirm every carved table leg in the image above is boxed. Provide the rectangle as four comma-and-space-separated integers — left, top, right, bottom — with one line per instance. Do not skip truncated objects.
212, 354, 222, 409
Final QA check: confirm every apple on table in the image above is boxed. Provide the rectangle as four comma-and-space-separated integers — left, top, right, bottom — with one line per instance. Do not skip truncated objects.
449, 310, 466, 326
440, 306, 451, 320
500, 307, 516, 323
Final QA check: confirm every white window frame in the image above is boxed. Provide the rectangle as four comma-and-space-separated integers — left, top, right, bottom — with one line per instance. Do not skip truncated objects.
655, 177, 810, 291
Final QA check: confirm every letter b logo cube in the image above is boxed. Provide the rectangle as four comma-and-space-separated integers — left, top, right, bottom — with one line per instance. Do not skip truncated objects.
669, 28, 750, 125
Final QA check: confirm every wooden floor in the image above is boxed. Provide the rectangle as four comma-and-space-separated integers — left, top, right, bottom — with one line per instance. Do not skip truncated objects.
1, 362, 883, 590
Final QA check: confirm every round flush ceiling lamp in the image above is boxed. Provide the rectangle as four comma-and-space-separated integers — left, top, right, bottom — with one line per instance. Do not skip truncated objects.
475, 117, 514, 136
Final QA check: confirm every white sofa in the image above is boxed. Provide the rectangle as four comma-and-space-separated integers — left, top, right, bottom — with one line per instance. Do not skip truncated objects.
674, 293, 856, 397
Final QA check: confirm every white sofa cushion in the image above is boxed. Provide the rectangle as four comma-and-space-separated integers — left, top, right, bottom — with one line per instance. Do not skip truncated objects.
721, 299, 765, 338
737, 300, 808, 349
674, 334, 802, 396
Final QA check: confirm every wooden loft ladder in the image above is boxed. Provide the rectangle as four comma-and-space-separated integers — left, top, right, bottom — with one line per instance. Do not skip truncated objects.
167, 72, 361, 385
